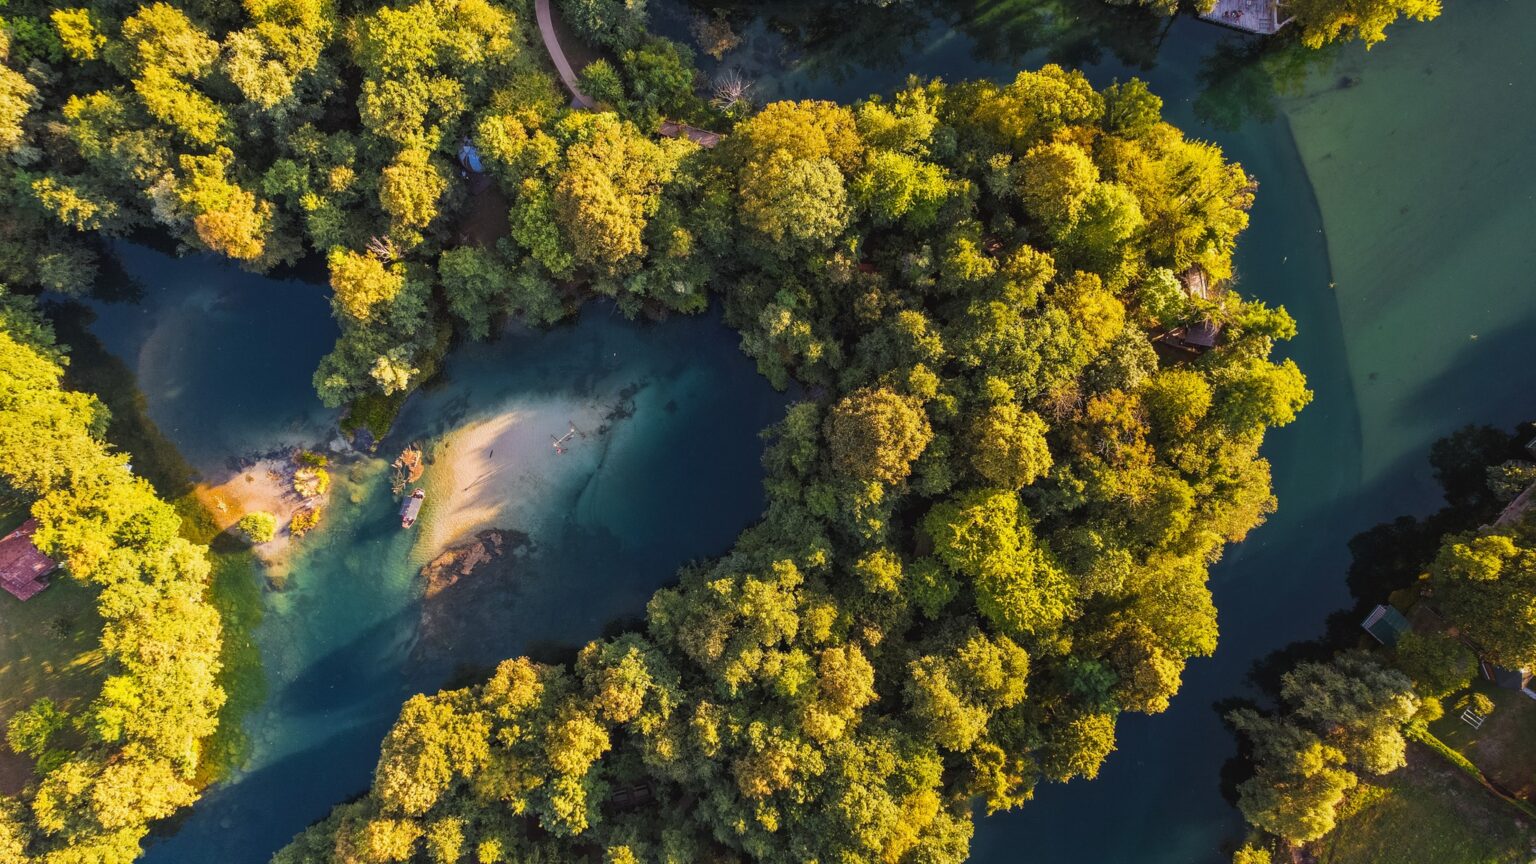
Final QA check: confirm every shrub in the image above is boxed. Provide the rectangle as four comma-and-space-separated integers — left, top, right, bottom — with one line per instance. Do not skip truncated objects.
294, 466, 331, 498
1454, 692, 1496, 717
290, 507, 324, 537
577, 59, 624, 106
296, 450, 329, 468
236, 511, 277, 543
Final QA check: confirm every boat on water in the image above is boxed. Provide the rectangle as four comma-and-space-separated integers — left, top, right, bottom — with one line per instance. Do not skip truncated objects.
400, 488, 425, 528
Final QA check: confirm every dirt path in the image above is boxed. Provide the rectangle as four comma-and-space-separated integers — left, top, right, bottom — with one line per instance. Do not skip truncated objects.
534, 0, 592, 108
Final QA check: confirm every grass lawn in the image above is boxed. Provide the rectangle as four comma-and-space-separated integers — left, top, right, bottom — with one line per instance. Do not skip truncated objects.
1321, 743, 1535, 864
0, 576, 105, 794
1432, 680, 1536, 801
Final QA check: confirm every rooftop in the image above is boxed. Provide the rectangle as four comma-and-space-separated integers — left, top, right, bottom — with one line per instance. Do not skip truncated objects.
1200, 0, 1293, 35
1361, 604, 1411, 646
658, 120, 723, 149
0, 519, 58, 602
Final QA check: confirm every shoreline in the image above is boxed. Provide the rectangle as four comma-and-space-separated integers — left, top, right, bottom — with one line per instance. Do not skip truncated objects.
411, 391, 635, 561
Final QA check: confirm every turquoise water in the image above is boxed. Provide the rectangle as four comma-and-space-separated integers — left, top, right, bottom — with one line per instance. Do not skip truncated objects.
64, 1, 1536, 860
75, 245, 787, 863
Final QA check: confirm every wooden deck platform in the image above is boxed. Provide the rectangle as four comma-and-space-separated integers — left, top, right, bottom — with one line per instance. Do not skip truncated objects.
658, 120, 723, 149
1200, 0, 1292, 35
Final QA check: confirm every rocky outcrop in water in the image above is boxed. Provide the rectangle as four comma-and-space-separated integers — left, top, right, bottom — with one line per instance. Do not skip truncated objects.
415, 529, 532, 662
420, 528, 524, 597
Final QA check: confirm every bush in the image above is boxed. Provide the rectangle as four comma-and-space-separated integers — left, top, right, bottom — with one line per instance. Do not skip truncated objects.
290, 507, 324, 537
236, 511, 277, 543
1394, 631, 1476, 698
5, 698, 68, 757
577, 59, 624, 106
1454, 692, 1495, 717
1232, 845, 1272, 864
341, 390, 408, 442
294, 466, 331, 498
554, 0, 647, 51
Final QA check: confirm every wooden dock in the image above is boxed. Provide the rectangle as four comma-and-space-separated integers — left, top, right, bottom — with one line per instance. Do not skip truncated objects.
659, 120, 723, 149
1200, 0, 1292, 35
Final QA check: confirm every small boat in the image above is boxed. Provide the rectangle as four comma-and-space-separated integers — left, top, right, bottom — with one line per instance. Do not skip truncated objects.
400, 488, 425, 528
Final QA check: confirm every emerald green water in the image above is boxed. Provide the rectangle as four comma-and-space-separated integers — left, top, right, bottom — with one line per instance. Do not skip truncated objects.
63, 2, 1536, 861
76, 245, 788, 862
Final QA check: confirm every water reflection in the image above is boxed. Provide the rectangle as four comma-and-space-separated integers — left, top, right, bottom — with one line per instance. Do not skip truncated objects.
667, 0, 1342, 132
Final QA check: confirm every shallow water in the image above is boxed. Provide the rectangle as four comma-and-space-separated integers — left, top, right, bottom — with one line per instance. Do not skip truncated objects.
74, 245, 786, 863
1283, 0, 1536, 511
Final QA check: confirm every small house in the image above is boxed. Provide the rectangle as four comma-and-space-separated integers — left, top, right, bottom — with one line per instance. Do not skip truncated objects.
1361, 604, 1411, 646
1479, 661, 1536, 700
1163, 320, 1223, 354
0, 519, 58, 601
607, 781, 655, 812
1183, 320, 1222, 350
1201, 0, 1293, 35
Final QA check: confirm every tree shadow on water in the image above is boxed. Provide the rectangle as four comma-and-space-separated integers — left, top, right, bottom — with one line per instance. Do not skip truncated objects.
1207, 417, 1531, 820
948, 0, 1170, 72
272, 606, 418, 715
1193, 35, 1341, 131
43, 299, 199, 498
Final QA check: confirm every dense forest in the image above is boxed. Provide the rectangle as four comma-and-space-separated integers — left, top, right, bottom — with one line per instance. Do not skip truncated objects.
0, 292, 226, 863
275, 68, 1310, 863
0, 0, 1320, 861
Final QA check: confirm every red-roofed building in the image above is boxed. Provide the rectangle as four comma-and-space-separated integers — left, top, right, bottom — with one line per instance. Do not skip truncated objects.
0, 519, 58, 601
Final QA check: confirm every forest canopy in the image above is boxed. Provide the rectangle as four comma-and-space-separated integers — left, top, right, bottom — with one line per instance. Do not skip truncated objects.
275, 58, 1300, 864
0, 0, 1314, 861
0, 292, 225, 864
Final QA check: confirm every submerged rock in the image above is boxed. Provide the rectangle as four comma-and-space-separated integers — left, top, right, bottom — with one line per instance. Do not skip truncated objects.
414, 528, 532, 662
420, 528, 525, 597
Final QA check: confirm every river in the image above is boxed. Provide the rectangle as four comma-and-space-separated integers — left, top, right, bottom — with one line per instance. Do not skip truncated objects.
60, 1, 1536, 861
70, 244, 788, 862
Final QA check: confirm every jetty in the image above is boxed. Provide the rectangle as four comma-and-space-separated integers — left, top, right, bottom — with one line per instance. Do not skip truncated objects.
658, 120, 723, 149
551, 422, 579, 454
1200, 0, 1292, 34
